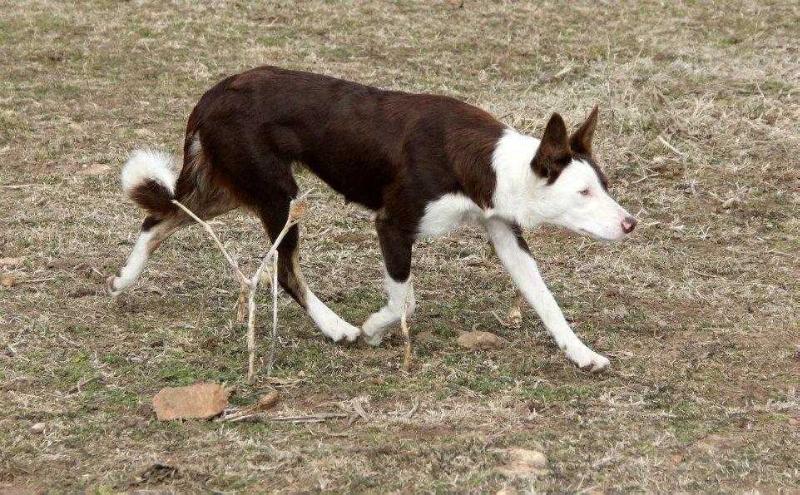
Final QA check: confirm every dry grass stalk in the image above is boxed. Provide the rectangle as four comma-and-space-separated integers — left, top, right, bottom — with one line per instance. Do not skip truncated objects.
400, 289, 412, 372
217, 390, 280, 422
171, 190, 311, 382
171, 200, 248, 285
268, 253, 278, 376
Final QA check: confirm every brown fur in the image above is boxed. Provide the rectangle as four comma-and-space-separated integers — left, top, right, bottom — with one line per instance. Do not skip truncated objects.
133, 66, 507, 306
531, 109, 609, 190
129, 180, 174, 217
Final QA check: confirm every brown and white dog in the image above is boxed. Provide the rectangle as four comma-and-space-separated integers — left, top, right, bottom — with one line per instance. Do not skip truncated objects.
109, 66, 637, 372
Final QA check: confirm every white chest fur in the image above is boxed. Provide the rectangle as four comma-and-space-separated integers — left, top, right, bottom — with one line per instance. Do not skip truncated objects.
416, 193, 484, 238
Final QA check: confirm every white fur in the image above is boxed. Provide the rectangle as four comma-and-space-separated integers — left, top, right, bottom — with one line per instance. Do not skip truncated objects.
543, 160, 632, 240
488, 129, 540, 226
121, 149, 177, 198
108, 230, 154, 296
489, 128, 632, 240
362, 275, 415, 346
417, 193, 482, 238
306, 289, 360, 342
485, 218, 609, 372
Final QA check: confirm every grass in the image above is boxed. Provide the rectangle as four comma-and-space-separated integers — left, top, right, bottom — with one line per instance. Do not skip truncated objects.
1, 0, 799, 492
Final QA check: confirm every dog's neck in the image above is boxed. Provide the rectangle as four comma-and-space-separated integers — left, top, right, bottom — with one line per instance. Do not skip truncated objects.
488, 128, 548, 228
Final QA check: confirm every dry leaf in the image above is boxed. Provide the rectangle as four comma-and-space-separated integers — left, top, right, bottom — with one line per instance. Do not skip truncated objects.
506, 305, 522, 328
152, 382, 229, 420
288, 199, 307, 222
496, 448, 548, 478
457, 331, 507, 350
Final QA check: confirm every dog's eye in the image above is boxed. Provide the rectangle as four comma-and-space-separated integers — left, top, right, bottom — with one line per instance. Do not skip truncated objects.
579, 188, 591, 196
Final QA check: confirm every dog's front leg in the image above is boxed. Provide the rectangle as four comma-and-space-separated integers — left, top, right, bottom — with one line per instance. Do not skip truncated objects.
485, 218, 610, 373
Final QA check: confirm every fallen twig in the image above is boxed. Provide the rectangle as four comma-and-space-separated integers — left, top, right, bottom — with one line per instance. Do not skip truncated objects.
1, 183, 37, 189
221, 412, 348, 424
404, 400, 419, 420
268, 254, 278, 375
217, 391, 280, 422
270, 413, 348, 423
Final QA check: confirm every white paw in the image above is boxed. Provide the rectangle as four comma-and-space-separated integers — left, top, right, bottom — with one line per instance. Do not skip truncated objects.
322, 320, 361, 343
565, 345, 610, 373
306, 292, 360, 343
361, 315, 388, 346
106, 275, 122, 297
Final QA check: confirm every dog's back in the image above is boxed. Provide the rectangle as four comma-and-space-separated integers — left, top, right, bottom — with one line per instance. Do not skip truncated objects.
185, 65, 504, 211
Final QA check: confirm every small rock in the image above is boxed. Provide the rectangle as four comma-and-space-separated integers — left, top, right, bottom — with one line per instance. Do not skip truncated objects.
1, 274, 16, 288
30, 422, 45, 434
496, 448, 548, 478
255, 391, 280, 411
457, 331, 507, 350
152, 382, 229, 421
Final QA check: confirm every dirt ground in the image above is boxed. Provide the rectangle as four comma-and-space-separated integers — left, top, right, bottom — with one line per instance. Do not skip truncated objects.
1, 1, 798, 493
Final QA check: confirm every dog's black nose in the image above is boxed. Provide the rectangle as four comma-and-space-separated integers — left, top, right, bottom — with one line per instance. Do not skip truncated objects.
621, 216, 637, 234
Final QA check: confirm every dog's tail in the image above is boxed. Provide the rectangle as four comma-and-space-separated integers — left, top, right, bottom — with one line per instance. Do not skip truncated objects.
120, 149, 179, 216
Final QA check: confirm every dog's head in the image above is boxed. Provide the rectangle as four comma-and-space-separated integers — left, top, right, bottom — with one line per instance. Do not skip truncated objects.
529, 107, 636, 241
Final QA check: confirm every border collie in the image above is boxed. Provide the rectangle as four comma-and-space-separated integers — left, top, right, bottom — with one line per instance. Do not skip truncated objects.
108, 66, 636, 373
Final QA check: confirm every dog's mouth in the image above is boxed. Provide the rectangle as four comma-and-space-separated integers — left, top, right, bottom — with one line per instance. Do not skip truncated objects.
577, 228, 623, 242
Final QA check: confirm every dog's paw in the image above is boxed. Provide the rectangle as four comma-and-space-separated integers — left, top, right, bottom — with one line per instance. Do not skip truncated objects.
361, 322, 385, 346
325, 321, 361, 343
566, 345, 610, 373
106, 275, 122, 297
340, 323, 361, 343
361, 315, 388, 347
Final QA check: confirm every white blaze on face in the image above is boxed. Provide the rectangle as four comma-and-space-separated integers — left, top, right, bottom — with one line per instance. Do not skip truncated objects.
537, 159, 633, 241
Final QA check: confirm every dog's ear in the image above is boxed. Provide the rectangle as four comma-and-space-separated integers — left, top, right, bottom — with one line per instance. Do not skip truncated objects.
532, 112, 571, 182
569, 105, 598, 155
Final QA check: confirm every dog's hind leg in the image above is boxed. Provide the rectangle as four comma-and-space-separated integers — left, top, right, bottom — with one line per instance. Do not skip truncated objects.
107, 215, 183, 295
108, 146, 237, 295
108, 200, 236, 295
252, 172, 360, 343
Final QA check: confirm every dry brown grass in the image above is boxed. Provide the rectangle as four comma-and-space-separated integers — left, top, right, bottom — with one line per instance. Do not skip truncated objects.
1, 1, 799, 493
